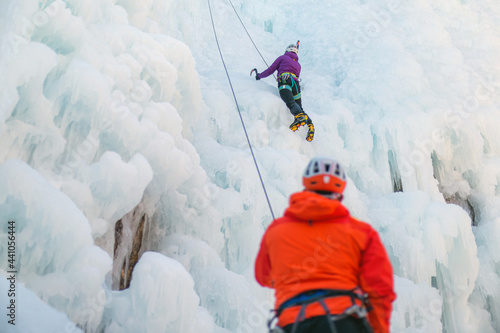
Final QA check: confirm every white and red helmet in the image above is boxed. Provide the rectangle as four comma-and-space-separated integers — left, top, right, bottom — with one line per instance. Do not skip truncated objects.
286, 43, 298, 54
303, 157, 347, 193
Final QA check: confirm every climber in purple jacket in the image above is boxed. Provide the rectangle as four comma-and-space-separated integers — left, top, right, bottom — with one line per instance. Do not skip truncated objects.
255, 43, 315, 142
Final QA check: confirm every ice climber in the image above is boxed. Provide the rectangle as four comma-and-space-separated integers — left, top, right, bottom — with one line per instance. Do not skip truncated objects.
254, 42, 315, 142
255, 156, 396, 333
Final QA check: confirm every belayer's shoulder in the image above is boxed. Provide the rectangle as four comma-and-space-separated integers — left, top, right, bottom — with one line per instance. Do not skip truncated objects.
348, 216, 378, 232
265, 216, 295, 230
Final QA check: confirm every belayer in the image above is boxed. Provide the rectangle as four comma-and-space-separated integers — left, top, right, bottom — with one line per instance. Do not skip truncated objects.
252, 41, 315, 142
255, 156, 396, 333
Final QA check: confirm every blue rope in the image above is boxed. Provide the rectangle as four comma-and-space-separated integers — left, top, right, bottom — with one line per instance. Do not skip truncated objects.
207, 0, 276, 221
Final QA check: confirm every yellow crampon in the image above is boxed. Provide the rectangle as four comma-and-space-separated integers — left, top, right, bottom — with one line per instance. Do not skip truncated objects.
289, 113, 308, 132
306, 123, 315, 142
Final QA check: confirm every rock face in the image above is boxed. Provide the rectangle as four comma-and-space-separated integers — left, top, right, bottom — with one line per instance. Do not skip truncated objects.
113, 204, 149, 290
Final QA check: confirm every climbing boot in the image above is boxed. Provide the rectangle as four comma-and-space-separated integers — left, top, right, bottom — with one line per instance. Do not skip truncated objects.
289, 113, 308, 132
306, 123, 315, 142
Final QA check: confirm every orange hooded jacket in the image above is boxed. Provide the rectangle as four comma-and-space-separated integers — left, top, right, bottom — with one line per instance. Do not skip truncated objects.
255, 191, 396, 332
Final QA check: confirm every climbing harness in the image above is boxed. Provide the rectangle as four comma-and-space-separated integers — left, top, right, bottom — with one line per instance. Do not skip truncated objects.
279, 72, 298, 81
207, 0, 275, 220
279, 72, 301, 101
268, 288, 374, 333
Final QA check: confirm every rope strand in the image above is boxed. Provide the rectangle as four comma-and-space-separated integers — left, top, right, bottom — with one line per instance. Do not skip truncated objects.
228, 0, 269, 68
207, 0, 276, 221
227, 0, 276, 81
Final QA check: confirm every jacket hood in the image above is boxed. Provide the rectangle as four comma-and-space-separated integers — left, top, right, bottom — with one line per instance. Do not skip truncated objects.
285, 191, 349, 221
284, 51, 299, 61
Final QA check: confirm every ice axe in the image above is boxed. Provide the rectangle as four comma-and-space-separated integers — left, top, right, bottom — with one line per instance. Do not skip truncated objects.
250, 68, 260, 80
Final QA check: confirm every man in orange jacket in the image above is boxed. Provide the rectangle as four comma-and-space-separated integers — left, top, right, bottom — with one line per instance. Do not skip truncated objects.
255, 156, 396, 333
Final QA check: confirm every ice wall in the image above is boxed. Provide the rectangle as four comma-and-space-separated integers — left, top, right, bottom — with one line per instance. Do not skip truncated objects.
0, 159, 111, 331
0, 278, 83, 333
102, 251, 218, 333
227, 0, 500, 331
1, 0, 224, 331
0, 0, 499, 332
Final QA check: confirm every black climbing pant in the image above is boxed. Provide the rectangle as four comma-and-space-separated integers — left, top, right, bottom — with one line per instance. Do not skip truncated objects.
278, 76, 312, 124
282, 315, 372, 333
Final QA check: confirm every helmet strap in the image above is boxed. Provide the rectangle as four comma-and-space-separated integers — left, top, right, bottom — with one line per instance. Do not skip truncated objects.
312, 191, 343, 201
327, 193, 343, 201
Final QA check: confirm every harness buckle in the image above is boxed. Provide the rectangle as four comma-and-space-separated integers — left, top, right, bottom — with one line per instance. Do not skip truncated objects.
280, 74, 290, 82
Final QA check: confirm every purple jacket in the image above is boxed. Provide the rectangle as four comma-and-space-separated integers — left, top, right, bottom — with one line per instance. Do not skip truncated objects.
259, 52, 301, 80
